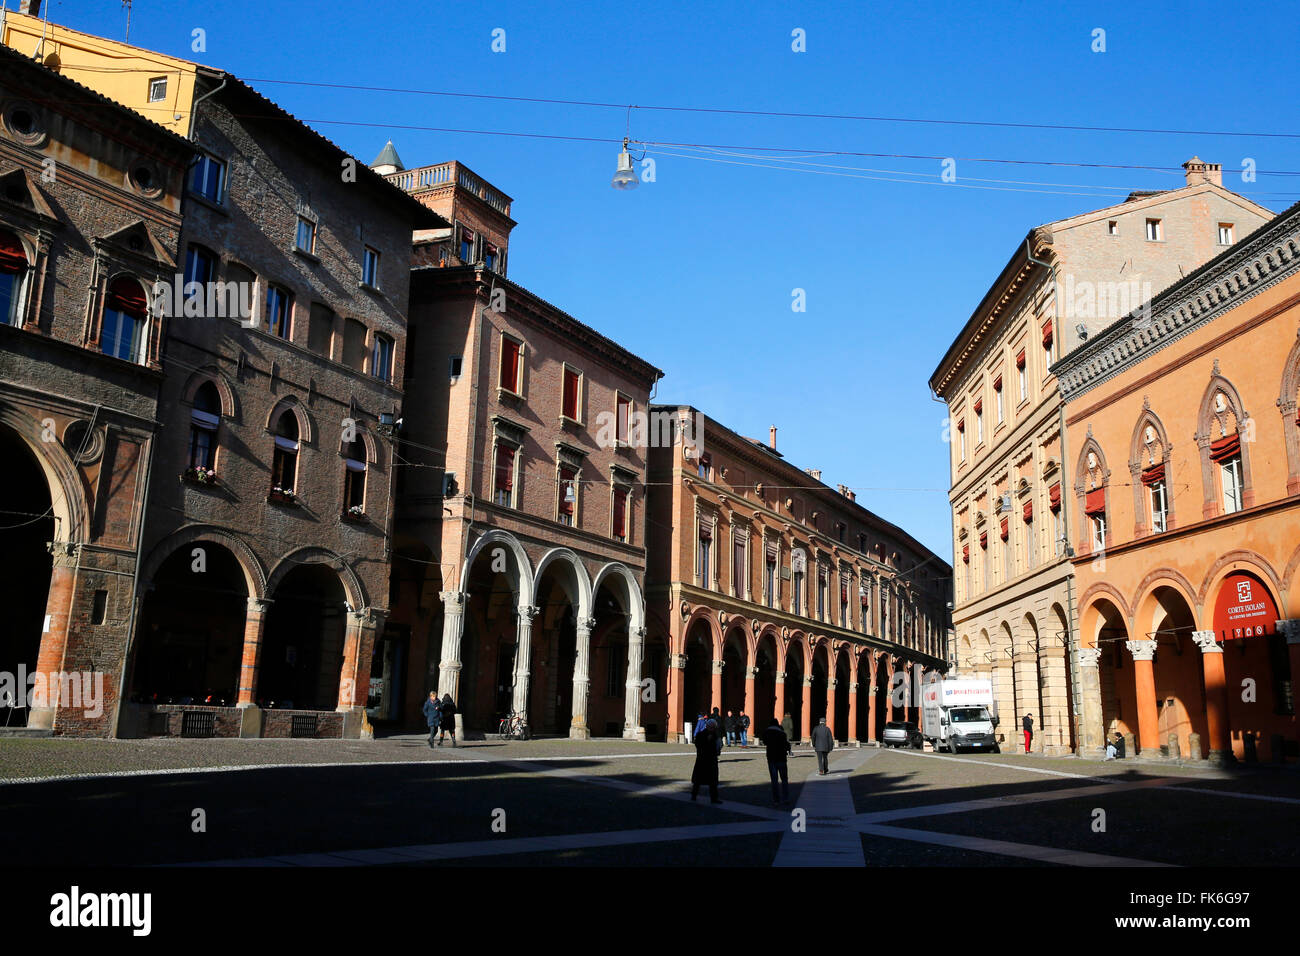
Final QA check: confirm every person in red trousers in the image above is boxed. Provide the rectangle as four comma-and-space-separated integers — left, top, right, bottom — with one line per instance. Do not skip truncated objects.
1022, 713, 1034, 753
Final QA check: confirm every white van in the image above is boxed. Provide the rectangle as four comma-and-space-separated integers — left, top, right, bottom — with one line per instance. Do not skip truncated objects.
921, 678, 999, 754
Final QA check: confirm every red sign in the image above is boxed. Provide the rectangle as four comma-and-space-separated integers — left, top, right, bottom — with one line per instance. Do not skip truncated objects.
1212, 572, 1279, 640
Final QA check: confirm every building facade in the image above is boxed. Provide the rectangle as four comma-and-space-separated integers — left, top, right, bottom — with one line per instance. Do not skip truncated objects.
0, 43, 191, 735
930, 160, 1274, 753
645, 409, 951, 744
1057, 200, 1300, 763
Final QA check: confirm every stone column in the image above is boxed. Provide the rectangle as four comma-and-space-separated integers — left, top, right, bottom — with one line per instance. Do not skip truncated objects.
437, 590, 468, 699
1013, 648, 1039, 751
1193, 630, 1232, 764
623, 625, 646, 741
1076, 647, 1104, 754
570, 616, 595, 740
801, 676, 812, 741
827, 677, 838, 738
1038, 647, 1070, 754
885, 657, 896, 723
847, 680, 859, 744
28, 546, 78, 729
237, 598, 273, 707
668, 652, 686, 742
743, 665, 756, 736
710, 657, 723, 714
1126, 639, 1159, 754
511, 605, 538, 721
773, 671, 786, 724
866, 655, 879, 742
337, 607, 383, 739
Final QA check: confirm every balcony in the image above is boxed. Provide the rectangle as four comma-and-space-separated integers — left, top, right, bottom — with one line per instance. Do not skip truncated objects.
383, 161, 512, 217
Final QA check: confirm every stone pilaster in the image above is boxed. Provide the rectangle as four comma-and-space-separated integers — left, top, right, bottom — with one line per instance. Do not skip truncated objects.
437, 590, 468, 699
623, 625, 646, 741
1076, 647, 1104, 753
511, 605, 539, 720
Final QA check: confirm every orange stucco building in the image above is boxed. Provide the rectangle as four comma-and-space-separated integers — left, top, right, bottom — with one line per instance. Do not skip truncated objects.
1056, 200, 1300, 763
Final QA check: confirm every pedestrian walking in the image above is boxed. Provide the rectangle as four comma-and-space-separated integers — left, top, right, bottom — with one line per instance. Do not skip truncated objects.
1022, 713, 1033, 753
811, 716, 835, 774
690, 714, 722, 804
438, 694, 458, 747
762, 718, 792, 804
422, 691, 441, 748
781, 713, 795, 747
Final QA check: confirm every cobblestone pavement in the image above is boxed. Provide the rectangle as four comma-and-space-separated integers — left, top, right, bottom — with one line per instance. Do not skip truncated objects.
0, 735, 1294, 866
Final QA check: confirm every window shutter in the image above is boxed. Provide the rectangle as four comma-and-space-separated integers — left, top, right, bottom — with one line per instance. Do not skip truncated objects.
1209, 433, 1240, 463
1049, 482, 1062, 512
1140, 463, 1166, 485
495, 445, 514, 492
563, 369, 579, 418
613, 488, 627, 535
1084, 488, 1106, 516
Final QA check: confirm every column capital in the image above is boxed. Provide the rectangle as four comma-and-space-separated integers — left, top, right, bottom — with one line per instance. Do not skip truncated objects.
440, 590, 468, 611
1192, 630, 1222, 654
775, 671, 786, 682
803, 676, 813, 687
848, 682, 858, 693
518, 604, 539, 622
745, 666, 758, 679
828, 678, 838, 689
1076, 647, 1102, 668
868, 685, 877, 695
247, 596, 274, 614
710, 659, 724, 674
632, 625, 647, 641
576, 616, 597, 633
1125, 639, 1157, 662
670, 654, 687, 669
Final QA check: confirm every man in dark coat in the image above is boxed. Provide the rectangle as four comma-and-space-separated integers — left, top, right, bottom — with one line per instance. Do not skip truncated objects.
762, 718, 792, 804
690, 716, 722, 804
738, 711, 750, 747
1022, 713, 1034, 753
724, 710, 737, 746
781, 713, 795, 747
711, 707, 725, 749
422, 691, 441, 748
811, 716, 835, 775
438, 694, 458, 747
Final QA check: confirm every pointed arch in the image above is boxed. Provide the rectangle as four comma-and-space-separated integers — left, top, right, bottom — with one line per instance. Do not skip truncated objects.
266, 396, 314, 445
1195, 368, 1255, 516
1128, 404, 1175, 536
181, 366, 237, 418
1074, 433, 1112, 554
1278, 329, 1300, 495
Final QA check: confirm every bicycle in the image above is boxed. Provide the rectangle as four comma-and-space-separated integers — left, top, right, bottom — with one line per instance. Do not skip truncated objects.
497, 710, 530, 740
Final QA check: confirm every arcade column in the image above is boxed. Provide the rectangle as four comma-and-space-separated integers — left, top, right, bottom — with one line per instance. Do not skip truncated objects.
1125, 639, 1160, 754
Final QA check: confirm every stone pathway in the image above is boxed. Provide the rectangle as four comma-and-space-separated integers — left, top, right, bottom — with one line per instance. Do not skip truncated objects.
772, 748, 876, 867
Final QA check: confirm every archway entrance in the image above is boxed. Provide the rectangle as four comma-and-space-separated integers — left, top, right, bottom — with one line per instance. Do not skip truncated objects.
1146, 586, 1205, 758
682, 620, 713, 731
0, 426, 55, 726
754, 632, 778, 734
810, 643, 829, 726
460, 541, 525, 733
784, 643, 805, 742
261, 565, 347, 711
721, 628, 746, 727
533, 565, 580, 735
834, 650, 851, 741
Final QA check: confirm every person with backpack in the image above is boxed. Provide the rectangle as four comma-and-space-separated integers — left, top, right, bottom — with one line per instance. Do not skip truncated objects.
762, 717, 793, 804
690, 713, 722, 804
438, 694, 458, 747
811, 716, 835, 774
422, 691, 441, 748
738, 711, 751, 747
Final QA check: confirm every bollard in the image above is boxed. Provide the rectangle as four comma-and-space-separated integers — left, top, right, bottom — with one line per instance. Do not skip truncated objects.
1187, 733, 1201, 761
1167, 733, 1180, 760
1121, 732, 1134, 759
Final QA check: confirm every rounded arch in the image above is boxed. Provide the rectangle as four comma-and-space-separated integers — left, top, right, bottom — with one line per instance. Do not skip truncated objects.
265, 396, 314, 445
180, 366, 237, 418
1133, 578, 1199, 644
1197, 550, 1284, 615
1018, 611, 1039, 656
267, 546, 365, 609
1131, 567, 1201, 623
140, 524, 266, 599
783, 630, 810, 672
681, 605, 722, 658
1078, 581, 1133, 627
339, 425, 378, 466
0, 405, 89, 545
460, 529, 534, 607
1282, 540, 1300, 606
1078, 595, 1129, 651
591, 561, 644, 634
534, 547, 594, 620
721, 616, 753, 662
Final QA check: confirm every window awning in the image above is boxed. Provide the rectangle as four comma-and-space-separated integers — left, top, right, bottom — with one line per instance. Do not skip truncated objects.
1085, 488, 1106, 516
1140, 462, 1165, 485
1000, 517, 1009, 541
0, 232, 28, 273
107, 277, 148, 317
973, 398, 983, 414
1016, 349, 1026, 369
1049, 482, 1061, 512
1209, 432, 1240, 463
274, 435, 299, 453
1042, 319, 1054, 347
962, 545, 969, 564
993, 375, 1002, 391
1022, 500, 1033, 522
979, 531, 988, 549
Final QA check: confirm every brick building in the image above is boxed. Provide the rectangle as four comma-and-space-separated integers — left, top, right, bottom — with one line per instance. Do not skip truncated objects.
0, 43, 192, 734
645, 410, 951, 743
930, 159, 1273, 753
1056, 199, 1300, 763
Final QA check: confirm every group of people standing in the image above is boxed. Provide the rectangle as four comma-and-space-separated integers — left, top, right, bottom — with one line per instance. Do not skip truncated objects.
423, 692, 458, 747
690, 710, 839, 806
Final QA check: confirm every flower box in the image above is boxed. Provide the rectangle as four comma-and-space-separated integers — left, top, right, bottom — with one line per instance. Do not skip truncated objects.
267, 488, 297, 505
182, 467, 219, 487
341, 508, 367, 524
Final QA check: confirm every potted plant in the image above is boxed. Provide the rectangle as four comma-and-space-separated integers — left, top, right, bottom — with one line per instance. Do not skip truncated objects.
182, 466, 218, 486
342, 504, 366, 523
268, 485, 297, 505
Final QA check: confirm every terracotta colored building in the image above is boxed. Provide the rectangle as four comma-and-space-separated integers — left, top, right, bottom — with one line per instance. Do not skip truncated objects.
0, 42, 191, 735
645, 409, 951, 744
1056, 198, 1300, 763
931, 159, 1274, 753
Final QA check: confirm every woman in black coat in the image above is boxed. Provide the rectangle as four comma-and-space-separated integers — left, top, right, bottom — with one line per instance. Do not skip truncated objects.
690, 719, 721, 804
438, 694, 458, 747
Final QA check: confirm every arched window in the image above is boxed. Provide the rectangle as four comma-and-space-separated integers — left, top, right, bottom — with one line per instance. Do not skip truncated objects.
0, 230, 30, 326
188, 381, 221, 474
342, 437, 366, 514
271, 410, 299, 495
101, 276, 149, 363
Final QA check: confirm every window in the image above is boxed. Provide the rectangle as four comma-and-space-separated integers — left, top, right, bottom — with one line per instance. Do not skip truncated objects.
1218, 223, 1234, 246
1150, 479, 1168, 532
189, 154, 225, 204
558, 465, 577, 526
362, 246, 380, 288
792, 569, 803, 616
1085, 488, 1106, 551
307, 304, 334, 356
616, 394, 631, 445
500, 336, 522, 393
459, 227, 475, 263
562, 367, 581, 421
697, 453, 711, 481
1107, 220, 1118, 236
732, 536, 746, 598
765, 553, 777, 608
449, 355, 463, 380
1042, 319, 1054, 366
338, 317, 366, 370
1091, 514, 1106, 550
1221, 456, 1244, 514
612, 486, 628, 542
271, 410, 299, 494
342, 438, 366, 512
188, 382, 220, 472
100, 277, 148, 363
148, 76, 167, 102
371, 334, 393, 382
223, 262, 255, 323
1017, 349, 1027, 400
183, 245, 215, 294
994, 377, 1004, 423
839, 581, 848, 628
484, 243, 498, 272
0, 231, 29, 326
493, 444, 516, 507
1145, 218, 1162, 241
265, 284, 292, 340
817, 568, 827, 620
295, 217, 316, 254
974, 400, 983, 444
957, 419, 966, 462
698, 523, 712, 588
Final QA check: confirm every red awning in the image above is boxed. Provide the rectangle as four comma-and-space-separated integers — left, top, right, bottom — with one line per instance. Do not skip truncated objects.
973, 398, 983, 414
1140, 463, 1165, 485
979, 531, 988, 549
1085, 488, 1106, 516
1023, 500, 1033, 522
962, 545, 969, 563
1049, 482, 1061, 512
993, 375, 1002, 391
107, 277, 148, 317
1016, 349, 1026, 369
957, 419, 965, 433
1000, 517, 1009, 541
841, 585, 848, 603
1209, 433, 1240, 463
0, 232, 28, 273
1042, 319, 1054, 347
699, 524, 712, 542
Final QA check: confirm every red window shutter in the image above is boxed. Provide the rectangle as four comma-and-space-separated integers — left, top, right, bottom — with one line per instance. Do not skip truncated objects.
0, 232, 28, 273
107, 277, 148, 316
1049, 482, 1062, 512
1042, 319, 1054, 347
613, 489, 627, 535
840, 584, 848, 604
563, 369, 579, 418
501, 339, 520, 390
979, 531, 988, 549
962, 545, 970, 563
1022, 500, 1033, 522
973, 398, 983, 414
860, 589, 868, 607
1209, 433, 1240, 463
957, 419, 965, 433
495, 445, 515, 492
1084, 488, 1106, 516
1016, 349, 1026, 369
993, 376, 1002, 391
1140, 463, 1166, 485
1000, 517, 1009, 541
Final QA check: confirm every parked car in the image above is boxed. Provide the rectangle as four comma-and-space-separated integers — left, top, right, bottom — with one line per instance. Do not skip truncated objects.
882, 720, 923, 749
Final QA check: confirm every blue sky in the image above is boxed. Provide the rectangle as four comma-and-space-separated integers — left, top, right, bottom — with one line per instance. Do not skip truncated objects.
44, 0, 1300, 560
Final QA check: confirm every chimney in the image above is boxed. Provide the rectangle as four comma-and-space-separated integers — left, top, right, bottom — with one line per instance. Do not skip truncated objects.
19, 1, 41, 14
837, 483, 856, 502
805, 468, 821, 481
769, 425, 777, 449
1182, 156, 1222, 187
